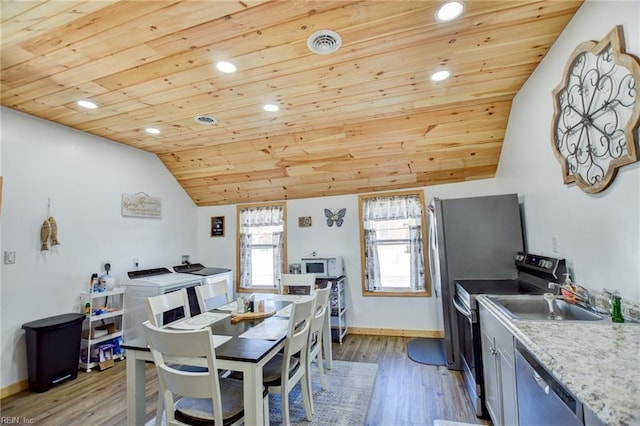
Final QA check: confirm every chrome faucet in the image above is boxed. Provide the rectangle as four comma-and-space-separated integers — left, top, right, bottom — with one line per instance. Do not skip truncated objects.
548, 281, 596, 310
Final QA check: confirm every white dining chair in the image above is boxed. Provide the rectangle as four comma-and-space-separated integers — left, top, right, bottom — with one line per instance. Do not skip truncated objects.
145, 288, 191, 327
262, 296, 316, 426
144, 289, 196, 426
195, 278, 230, 312
306, 285, 331, 401
279, 273, 316, 295
142, 321, 268, 426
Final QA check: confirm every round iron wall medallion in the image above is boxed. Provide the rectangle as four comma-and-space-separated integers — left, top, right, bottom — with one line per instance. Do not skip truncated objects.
551, 26, 640, 193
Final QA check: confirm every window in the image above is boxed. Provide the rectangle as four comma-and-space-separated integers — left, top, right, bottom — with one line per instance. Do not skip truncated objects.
236, 203, 286, 292
359, 191, 429, 296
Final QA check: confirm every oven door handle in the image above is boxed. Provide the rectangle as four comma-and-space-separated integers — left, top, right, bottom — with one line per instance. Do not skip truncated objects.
453, 295, 477, 323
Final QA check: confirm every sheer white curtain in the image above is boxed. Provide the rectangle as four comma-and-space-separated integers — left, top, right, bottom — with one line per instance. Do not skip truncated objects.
362, 194, 425, 291
238, 205, 284, 289
363, 228, 381, 290
272, 231, 284, 287
239, 232, 253, 288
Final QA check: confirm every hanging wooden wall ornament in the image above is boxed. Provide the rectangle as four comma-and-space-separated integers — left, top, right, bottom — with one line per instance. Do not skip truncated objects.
40, 199, 60, 251
551, 26, 640, 193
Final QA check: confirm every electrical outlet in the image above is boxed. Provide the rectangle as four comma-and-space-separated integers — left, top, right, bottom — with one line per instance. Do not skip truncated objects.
4, 251, 16, 264
133, 258, 139, 269
181, 255, 190, 264
551, 236, 559, 254
101, 261, 112, 273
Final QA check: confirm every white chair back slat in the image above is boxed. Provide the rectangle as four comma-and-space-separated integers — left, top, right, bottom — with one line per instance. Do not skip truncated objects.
145, 288, 191, 327
196, 278, 230, 312
280, 273, 316, 295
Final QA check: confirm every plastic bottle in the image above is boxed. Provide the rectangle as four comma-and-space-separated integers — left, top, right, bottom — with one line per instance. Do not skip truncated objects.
90, 273, 98, 292
561, 273, 576, 304
610, 292, 624, 323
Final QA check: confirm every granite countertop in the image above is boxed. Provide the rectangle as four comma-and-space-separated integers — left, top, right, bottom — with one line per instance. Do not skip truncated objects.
477, 295, 640, 426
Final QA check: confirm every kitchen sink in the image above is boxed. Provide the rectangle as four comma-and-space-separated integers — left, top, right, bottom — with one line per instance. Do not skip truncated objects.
487, 295, 604, 321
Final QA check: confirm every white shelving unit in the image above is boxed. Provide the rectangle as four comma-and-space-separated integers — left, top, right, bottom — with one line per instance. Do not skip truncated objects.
79, 288, 125, 372
328, 276, 347, 343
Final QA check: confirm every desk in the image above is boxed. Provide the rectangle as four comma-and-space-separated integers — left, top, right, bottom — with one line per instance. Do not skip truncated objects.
122, 301, 290, 426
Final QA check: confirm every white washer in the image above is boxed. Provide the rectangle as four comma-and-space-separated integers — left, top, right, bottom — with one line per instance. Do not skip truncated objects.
122, 267, 203, 341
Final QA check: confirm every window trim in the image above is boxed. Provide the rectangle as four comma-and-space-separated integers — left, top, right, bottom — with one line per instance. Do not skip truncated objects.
235, 201, 287, 294
358, 190, 430, 297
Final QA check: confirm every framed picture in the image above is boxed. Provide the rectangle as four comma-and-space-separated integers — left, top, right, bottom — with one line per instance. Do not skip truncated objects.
210, 216, 225, 237
298, 216, 312, 227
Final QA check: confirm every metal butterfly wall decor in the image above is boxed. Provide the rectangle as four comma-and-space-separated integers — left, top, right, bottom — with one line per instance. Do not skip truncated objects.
324, 208, 346, 227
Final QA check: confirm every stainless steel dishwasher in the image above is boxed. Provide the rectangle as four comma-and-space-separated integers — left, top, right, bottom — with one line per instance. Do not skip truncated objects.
515, 341, 583, 426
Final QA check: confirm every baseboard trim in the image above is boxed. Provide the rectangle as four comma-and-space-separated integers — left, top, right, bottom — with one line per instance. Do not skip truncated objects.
1, 379, 28, 399
348, 327, 443, 338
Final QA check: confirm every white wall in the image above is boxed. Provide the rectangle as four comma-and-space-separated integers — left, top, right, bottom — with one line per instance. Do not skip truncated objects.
0, 108, 197, 388
197, 179, 498, 332
496, 0, 640, 301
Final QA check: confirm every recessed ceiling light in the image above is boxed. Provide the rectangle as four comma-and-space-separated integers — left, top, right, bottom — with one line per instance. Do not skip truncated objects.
145, 127, 161, 135
435, 1, 465, 22
76, 100, 98, 109
216, 61, 237, 73
431, 70, 451, 81
194, 115, 218, 126
263, 104, 279, 112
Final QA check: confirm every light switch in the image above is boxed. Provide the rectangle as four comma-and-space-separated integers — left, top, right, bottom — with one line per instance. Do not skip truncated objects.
4, 251, 16, 264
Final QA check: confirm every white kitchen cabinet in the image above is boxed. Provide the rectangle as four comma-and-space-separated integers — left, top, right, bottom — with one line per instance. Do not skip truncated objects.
480, 303, 518, 426
79, 288, 125, 372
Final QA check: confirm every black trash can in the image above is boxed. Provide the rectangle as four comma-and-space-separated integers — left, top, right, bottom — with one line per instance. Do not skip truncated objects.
22, 313, 85, 392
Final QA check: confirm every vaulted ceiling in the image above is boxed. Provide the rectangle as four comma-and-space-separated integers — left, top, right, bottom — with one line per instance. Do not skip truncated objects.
1, 0, 583, 206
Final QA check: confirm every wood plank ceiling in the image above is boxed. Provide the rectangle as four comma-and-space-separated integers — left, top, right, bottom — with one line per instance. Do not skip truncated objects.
1, 0, 583, 206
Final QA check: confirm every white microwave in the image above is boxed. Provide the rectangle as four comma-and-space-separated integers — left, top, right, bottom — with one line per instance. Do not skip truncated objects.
300, 256, 344, 278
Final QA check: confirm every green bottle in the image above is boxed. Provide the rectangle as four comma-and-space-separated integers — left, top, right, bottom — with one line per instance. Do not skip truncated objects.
610, 293, 624, 323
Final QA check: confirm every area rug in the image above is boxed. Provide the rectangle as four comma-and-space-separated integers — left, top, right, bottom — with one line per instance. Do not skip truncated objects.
146, 360, 378, 426
407, 338, 446, 366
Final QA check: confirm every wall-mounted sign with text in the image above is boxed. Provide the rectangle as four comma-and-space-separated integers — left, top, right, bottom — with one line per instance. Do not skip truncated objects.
211, 216, 224, 237
122, 193, 162, 218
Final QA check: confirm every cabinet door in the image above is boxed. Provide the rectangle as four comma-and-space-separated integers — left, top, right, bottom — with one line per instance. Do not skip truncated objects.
481, 329, 502, 425
500, 349, 518, 426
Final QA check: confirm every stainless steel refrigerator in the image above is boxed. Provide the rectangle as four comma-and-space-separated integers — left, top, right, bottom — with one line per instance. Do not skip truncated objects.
427, 193, 524, 370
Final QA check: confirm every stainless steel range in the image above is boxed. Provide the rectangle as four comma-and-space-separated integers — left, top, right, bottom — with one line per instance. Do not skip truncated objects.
453, 252, 566, 418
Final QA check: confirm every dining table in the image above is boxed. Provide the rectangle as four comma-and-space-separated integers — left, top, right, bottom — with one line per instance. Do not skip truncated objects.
122, 296, 316, 426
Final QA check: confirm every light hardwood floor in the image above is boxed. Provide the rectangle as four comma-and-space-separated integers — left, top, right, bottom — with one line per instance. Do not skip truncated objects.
0, 335, 489, 425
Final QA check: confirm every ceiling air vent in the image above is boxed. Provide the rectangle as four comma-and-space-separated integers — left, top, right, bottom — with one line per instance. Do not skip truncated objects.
194, 115, 217, 126
307, 30, 342, 55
